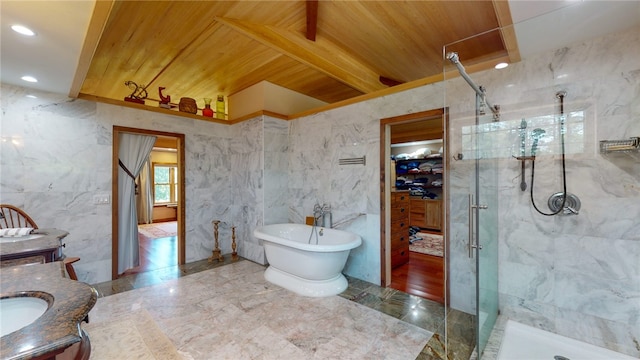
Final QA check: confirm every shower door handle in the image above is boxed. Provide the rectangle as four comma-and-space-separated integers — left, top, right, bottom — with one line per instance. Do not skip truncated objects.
468, 194, 474, 258
468, 194, 488, 258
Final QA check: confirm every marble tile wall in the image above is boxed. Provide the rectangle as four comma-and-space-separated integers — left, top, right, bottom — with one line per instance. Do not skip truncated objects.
263, 117, 289, 225
228, 117, 265, 265
228, 115, 290, 265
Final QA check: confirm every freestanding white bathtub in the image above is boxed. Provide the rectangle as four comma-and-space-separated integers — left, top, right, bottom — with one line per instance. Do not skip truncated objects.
497, 320, 636, 360
253, 223, 362, 297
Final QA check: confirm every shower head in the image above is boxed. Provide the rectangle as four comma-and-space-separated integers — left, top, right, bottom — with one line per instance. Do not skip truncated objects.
531, 128, 546, 156
446, 52, 460, 64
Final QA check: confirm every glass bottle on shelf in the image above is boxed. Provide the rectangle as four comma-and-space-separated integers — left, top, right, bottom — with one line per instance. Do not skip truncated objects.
202, 98, 213, 117
216, 95, 225, 119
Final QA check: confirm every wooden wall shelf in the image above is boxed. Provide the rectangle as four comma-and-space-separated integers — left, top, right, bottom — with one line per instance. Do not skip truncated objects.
77, 94, 288, 125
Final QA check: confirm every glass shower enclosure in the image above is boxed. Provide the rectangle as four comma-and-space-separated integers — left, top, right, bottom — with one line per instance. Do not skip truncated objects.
443, 44, 500, 358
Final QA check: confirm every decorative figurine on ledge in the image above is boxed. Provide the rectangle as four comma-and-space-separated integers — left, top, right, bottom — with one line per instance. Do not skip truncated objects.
158, 87, 172, 109
178, 97, 197, 114
216, 94, 226, 119
123, 80, 147, 104
202, 98, 214, 117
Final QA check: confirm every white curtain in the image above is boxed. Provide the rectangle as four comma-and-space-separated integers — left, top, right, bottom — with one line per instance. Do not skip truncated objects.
118, 133, 157, 274
136, 159, 154, 225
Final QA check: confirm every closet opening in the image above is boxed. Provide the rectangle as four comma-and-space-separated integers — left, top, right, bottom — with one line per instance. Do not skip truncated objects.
380, 108, 448, 304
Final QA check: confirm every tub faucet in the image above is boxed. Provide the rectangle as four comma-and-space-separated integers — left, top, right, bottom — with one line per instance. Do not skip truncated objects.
313, 203, 332, 228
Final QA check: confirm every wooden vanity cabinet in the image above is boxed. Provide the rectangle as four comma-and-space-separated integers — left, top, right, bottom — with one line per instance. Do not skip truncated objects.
410, 198, 442, 231
0, 246, 63, 268
390, 192, 410, 268
0, 230, 67, 268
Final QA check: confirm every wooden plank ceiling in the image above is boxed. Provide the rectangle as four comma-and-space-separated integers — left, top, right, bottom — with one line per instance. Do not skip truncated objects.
78, 0, 517, 112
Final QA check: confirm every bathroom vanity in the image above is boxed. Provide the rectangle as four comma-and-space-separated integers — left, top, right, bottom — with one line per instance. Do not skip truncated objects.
0, 261, 97, 360
0, 229, 68, 267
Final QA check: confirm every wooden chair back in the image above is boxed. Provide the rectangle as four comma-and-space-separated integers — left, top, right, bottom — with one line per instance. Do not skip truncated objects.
0, 204, 39, 229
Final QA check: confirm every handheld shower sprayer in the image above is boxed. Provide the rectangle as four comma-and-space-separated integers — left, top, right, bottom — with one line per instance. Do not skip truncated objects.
519, 119, 527, 157
519, 119, 528, 191
529, 90, 580, 216
531, 128, 546, 157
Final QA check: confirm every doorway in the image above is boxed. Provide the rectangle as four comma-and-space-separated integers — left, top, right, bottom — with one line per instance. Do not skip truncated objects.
112, 126, 186, 279
380, 108, 448, 304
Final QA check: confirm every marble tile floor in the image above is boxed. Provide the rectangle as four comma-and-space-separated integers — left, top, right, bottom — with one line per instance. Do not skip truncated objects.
91, 258, 475, 359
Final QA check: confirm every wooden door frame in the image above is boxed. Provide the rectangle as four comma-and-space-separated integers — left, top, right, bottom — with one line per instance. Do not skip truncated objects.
379, 108, 449, 292
112, 126, 186, 279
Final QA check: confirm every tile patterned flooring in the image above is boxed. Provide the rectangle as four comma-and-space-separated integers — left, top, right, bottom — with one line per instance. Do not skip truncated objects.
91, 258, 475, 359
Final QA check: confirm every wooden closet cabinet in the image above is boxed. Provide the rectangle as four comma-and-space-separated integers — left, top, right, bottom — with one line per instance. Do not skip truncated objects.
409, 198, 442, 231
390, 192, 410, 268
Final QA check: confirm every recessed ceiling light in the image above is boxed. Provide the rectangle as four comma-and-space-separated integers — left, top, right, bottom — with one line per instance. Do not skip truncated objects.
11, 25, 35, 36
26, 95, 38, 99
495, 62, 509, 70
21, 76, 38, 83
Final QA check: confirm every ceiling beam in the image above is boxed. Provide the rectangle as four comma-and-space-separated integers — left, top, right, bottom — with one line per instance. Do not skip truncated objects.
306, 0, 318, 41
68, 0, 115, 98
216, 17, 386, 94
493, 0, 521, 63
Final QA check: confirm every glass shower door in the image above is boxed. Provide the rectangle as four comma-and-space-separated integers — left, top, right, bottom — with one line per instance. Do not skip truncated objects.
473, 114, 499, 357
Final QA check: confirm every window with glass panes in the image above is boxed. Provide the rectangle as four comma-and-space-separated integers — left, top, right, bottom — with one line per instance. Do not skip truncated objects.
153, 163, 178, 204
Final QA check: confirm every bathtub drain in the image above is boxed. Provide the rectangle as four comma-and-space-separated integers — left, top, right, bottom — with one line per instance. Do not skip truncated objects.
554, 356, 571, 360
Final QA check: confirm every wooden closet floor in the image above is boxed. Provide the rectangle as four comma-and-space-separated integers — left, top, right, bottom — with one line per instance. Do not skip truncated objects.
390, 251, 445, 304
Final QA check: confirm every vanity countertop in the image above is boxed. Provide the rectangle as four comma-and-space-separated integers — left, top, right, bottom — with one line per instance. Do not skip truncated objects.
0, 228, 69, 258
0, 261, 97, 360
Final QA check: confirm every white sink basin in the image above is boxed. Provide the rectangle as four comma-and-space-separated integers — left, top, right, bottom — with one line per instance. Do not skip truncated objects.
0, 234, 44, 243
0, 295, 50, 337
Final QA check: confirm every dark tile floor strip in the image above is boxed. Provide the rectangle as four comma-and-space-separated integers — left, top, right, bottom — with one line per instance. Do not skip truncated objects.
91, 257, 475, 360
